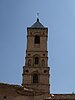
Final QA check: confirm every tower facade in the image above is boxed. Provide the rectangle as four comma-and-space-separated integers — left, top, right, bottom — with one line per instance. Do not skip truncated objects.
22, 18, 50, 95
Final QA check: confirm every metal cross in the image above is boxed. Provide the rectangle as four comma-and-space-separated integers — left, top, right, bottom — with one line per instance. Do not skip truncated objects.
37, 12, 39, 19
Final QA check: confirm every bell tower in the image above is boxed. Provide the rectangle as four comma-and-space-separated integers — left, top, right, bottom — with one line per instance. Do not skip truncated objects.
22, 17, 50, 94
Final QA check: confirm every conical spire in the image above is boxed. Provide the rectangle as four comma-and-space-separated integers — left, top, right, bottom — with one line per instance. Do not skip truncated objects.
30, 13, 45, 28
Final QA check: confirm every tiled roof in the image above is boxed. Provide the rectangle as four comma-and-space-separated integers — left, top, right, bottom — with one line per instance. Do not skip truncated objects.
30, 18, 45, 28
0, 83, 44, 96
0, 83, 33, 96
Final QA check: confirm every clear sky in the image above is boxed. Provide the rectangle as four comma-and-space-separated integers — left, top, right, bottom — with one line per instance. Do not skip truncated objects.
0, 0, 75, 94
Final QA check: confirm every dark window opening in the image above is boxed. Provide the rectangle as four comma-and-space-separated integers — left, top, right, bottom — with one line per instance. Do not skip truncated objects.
43, 54, 45, 56
34, 35, 40, 44
3, 96, 7, 99
28, 54, 31, 56
25, 70, 29, 72
35, 57, 39, 64
33, 74, 38, 83
44, 70, 47, 73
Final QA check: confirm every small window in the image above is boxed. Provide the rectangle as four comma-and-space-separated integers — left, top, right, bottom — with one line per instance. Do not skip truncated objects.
25, 70, 29, 72
43, 54, 45, 56
3, 96, 7, 99
28, 54, 31, 56
44, 70, 47, 73
34, 35, 40, 44
35, 57, 39, 64
33, 74, 38, 83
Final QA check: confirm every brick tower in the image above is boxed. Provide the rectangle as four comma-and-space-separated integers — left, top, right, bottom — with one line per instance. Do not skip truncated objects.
22, 17, 50, 96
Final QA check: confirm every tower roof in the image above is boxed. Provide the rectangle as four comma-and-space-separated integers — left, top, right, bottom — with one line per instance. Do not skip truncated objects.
30, 18, 45, 28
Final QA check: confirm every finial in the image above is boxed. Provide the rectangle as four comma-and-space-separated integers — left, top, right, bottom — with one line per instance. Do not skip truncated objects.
37, 12, 39, 22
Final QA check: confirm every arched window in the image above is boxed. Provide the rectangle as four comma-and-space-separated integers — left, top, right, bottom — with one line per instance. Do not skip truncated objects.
34, 35, 40, 44
35, 57, 39, 64
33, 74, 38, 83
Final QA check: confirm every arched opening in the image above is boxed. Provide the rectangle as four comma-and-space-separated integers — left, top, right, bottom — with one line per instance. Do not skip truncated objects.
34, 35, 40, 44
33, 54, 40, 66
33, 74, 38, 83
35, 57, 39, 64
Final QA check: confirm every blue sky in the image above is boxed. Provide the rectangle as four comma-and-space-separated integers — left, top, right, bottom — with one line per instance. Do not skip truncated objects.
0, 0, 75, 94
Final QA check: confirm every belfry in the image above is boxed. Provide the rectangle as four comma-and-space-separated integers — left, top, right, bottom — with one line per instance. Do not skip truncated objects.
1, 16, 75, 100
22, 17, 50, 95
